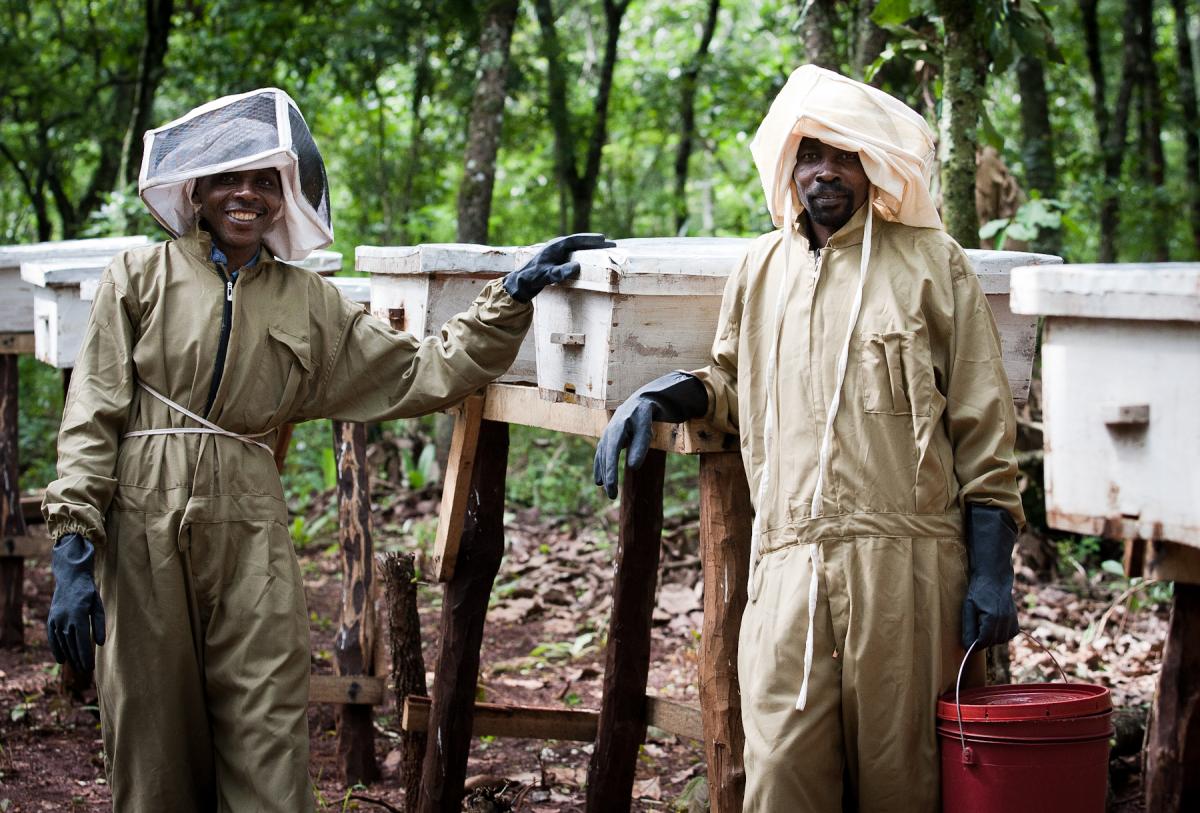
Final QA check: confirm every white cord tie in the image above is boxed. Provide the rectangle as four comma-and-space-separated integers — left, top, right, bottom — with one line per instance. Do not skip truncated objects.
123, 381, 274, 453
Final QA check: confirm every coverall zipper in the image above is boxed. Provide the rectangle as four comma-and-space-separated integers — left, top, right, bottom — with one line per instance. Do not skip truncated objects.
203, 264, 238, 418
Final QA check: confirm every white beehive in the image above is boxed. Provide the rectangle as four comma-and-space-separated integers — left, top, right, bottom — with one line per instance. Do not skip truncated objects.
964, 249, 1062, 404
523, 240, 1056, 409
22, 257, 108, 369
522, 237, 751, 408
327, 276, 371, 307
0, 236, 150, 334
1011, 262, 1200, 546
358, 243, 535, 383
292, 249, 342, 275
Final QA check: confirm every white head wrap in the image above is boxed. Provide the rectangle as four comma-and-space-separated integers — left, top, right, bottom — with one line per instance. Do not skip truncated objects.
138, 88, 333, 261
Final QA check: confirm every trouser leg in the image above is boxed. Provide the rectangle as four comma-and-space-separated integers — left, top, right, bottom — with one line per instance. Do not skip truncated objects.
192, 519, 315, 813
739, 543, 843, 813
828, 536, 973, 813
96, 510, 216, 813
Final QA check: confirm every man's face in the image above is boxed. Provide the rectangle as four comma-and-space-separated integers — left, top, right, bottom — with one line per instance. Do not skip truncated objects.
792, 137, 870, 232
193, 168, 283, 256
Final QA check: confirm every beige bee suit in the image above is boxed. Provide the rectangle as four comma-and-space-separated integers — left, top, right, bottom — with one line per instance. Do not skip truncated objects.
44, 229, 531, 813
690, 65, 1023, 813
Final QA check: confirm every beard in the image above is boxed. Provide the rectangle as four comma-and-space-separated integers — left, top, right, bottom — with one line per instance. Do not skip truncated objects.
800, 181, 859, 230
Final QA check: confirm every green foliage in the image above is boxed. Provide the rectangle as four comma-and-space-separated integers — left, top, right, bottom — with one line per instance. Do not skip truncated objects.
17, 357, 64, 491
979, 196, 1065, 249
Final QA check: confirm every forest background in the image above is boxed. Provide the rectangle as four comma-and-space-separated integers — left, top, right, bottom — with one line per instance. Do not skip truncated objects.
3, 0, 1200, 560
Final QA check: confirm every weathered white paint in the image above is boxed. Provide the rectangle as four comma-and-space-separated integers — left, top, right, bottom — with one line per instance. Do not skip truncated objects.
359, 243, 535, 383
531, 238, 1053, 408
290, 249, 343, 275
1011, 263, 1200, 548
21, 257, 109, 369
0, 236, 150, 333
326, 276, 371, 306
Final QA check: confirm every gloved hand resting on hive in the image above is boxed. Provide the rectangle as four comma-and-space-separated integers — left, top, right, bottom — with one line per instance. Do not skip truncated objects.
503, 232, 615, 302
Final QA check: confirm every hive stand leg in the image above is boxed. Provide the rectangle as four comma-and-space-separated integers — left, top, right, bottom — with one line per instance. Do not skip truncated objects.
332, 420, 379, 786
379, 551, 428, 809
585, 449, 666, 813
0, 355, 27, 647
699, 452, 751, 813
1144, 582, 1200, 811
418, 419, 509, 813
273, 423, 296, 473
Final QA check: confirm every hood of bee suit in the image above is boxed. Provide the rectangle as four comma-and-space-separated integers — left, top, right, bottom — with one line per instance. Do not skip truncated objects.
138, 87, 333, 262
750, 64, 941, 230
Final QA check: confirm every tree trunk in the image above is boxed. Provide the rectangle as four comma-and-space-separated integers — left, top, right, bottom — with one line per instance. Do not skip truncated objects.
1090, 0, 1140, 263
1174, 0, 1200, 255
118, 0, 175, 190
379, 552, 427, 811
1135, 0, 1169, 261
673, 0, 721, 233
1016, 54, 1062, 257
853, 0, 888, 83
0, 356, 27, 647
800, 0, 839, 70
456, 0, 520, 244
936, 3, 985, 248
398, 38, 432, 245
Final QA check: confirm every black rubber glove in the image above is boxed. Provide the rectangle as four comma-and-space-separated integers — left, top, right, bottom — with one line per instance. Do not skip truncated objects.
594, 371, 709, 499
47, 533, 106, 673
503, 233, 616, 303
961, 503, 1020, 650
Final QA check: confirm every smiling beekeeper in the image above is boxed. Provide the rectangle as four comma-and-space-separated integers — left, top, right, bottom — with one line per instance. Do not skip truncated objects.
595, 66, 1023, 811
42, 87, 611, 813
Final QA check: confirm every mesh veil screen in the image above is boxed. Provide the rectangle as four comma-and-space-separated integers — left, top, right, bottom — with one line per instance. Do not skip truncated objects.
288, 105, 330, 226
146, 92, 280, 179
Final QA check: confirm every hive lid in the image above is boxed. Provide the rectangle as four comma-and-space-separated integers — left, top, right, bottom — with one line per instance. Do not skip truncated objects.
1011, 263, 1200, 322
356, 243, 519, 276
291, 249, 342, 275
964, 249, 1062, 294
0, 236, 151, 271
20, 257, 110, 288
937, 683, 1112, 723
327, 276, 371, 305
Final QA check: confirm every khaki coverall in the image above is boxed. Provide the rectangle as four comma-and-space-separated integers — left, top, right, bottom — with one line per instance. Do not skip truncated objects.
43, 229, 531, 812
691, 204, 1024, 812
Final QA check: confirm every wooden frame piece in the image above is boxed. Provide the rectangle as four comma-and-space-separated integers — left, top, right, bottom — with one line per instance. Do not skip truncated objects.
308, 674, 386, 705
431, 393, 485, 582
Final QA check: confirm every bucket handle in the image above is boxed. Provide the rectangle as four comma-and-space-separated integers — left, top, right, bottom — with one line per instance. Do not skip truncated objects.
953, 631, 1069, 765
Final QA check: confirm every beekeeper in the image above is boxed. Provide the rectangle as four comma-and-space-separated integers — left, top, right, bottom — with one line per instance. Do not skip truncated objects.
595, 66, 1023, 811
42, 87, 611, 813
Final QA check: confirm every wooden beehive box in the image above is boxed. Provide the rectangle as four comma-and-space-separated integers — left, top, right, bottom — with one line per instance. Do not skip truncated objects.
327, 276, 371, 307
1011, 262, 1200, 547
963, 248, 1062, 405
292, 249, 343, 275
0, 236, 150, 334
357, 243, 535, 383
525, 240, 1055, 409
523, 237, 751, 408
22, 257, 111, 369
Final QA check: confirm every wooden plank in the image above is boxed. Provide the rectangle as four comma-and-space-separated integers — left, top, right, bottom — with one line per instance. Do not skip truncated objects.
586, 448, 666, 813
0, 355, 27, 646
1, 532, 49, 558
21, 492, 44, 523
308, 674, 386, 705
379, 552, 428, 807
1144, 584, 1200, 811
0, 333, 34, 355
431, 394, 485, 582
1143, 540, 1200, 585
419, 419, 509, 813
480, 383, 735, 455
332, 420, 379, 785
272, 423, 295, 473
698, 452, 752, 813
400, 695, 703, 743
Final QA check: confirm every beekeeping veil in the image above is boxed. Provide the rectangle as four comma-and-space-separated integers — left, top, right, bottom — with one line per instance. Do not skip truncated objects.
745, 65, 941, 712
138, 88, 333, 261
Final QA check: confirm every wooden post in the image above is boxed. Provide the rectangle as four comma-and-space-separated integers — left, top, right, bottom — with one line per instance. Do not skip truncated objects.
698, 452, 751, 813
273, 423, 295, 473
332, 420, 379, 786
379, 551, 428, 811
418, 418, 509, 813
1145, 582, 1200, 811
0, 355, 27, 647
585, 449, 666, 813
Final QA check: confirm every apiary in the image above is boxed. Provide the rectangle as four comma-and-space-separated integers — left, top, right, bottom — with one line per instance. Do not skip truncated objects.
523, 240, 1055, 409
292, 249, 343, 275
358, 243, 535, 383
1011, 263, 1200, 546
0, 236, 150, 334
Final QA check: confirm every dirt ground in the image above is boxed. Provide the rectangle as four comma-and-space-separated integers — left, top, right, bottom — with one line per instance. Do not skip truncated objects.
0, 492, 1167, 812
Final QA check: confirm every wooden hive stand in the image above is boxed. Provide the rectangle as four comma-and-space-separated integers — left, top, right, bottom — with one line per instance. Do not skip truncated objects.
409, 382, 751, 813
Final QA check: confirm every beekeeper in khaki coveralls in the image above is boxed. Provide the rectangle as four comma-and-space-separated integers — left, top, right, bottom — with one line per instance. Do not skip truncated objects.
42, 88, 611, 813
596, 66, 1023, 811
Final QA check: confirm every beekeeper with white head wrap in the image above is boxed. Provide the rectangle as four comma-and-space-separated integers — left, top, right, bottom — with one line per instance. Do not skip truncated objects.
43, 87, 611, 812
596, 65, 1023, 810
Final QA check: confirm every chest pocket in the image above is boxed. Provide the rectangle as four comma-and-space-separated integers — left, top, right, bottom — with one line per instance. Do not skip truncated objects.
859, 331, 930, 416
264, 324, 314, 422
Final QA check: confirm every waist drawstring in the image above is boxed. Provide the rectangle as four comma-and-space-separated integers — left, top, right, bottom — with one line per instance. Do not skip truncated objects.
123, 381, 274, 453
